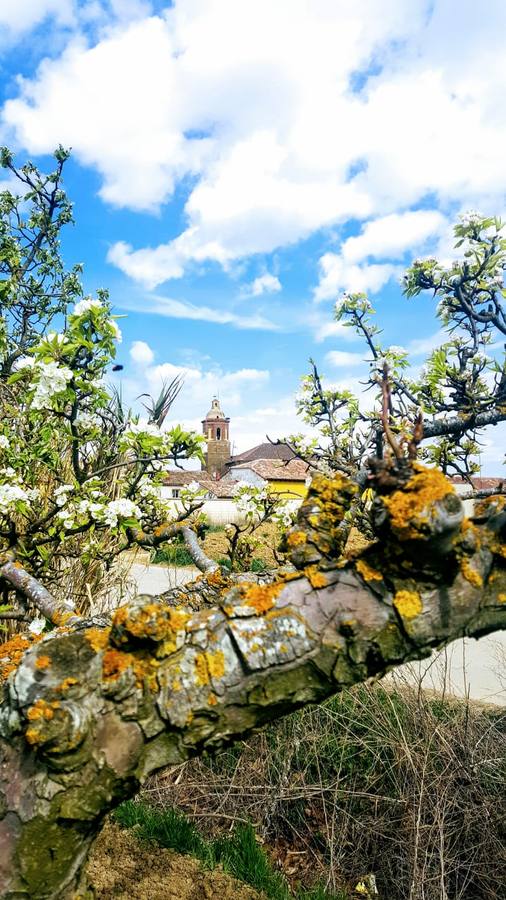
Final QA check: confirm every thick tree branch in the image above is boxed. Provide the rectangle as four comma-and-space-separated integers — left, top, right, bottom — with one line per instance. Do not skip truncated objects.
0, 467, 505, 897
0, 559, 80, 627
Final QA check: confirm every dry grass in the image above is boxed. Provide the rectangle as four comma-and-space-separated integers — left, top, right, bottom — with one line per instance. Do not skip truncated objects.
142, 679, 506, 899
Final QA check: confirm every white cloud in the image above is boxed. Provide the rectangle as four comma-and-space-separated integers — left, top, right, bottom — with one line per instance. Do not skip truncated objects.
137, 360, 271, 435
129, 340, 154, 365
314, 209, 448, 300
315, 256, 397, 301
3, 1, 506, 287
244, 273, 282, 297
407, 331, 446, 357
0, 0, 75, 40
3, 0, 506, 286
325, 350, 368, 367
310, 318, 356, 343
136, 294, 279, 330
341, 211, 447, 264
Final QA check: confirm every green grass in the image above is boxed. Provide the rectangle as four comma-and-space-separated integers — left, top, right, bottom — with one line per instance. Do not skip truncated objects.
151, 545, 195, 566
113, 800, 347, 899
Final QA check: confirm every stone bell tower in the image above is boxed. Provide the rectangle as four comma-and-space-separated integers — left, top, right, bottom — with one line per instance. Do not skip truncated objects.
202, 397, 231, 477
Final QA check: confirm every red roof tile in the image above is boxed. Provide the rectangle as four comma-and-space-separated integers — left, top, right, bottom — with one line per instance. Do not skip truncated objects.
230, 458, 309, 481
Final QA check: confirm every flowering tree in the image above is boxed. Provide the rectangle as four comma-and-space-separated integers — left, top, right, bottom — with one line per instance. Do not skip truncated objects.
288, 213, 505, 536
0, 159, 505, 898
0, 149, 205, 618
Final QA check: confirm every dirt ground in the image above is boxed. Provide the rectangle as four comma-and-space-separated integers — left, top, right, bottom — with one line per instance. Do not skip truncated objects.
87, 821, 263, 899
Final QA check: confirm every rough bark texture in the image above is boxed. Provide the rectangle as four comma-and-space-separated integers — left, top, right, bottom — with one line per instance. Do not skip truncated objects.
0, 467, 505, 898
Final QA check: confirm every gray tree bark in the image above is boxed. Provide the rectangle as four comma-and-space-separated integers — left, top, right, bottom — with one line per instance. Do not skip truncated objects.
0, 467, 505, 898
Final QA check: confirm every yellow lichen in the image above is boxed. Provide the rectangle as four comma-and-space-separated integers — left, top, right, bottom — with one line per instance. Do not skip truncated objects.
25, 728, 41, 745
287, 530, 307, 547
383, 465, 454, 541
461, 559, 483, 588
498, 594, 506, 603
355, 558, 383, 582
57, 677, 78, 692
194, 650, 226, 686
304, 566, 328, 589
393, 590, 423, 619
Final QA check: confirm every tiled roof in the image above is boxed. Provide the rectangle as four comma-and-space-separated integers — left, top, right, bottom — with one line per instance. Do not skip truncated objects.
229, 441, 296, 465
451, 476, 504, 490
163, 470, 239, 497
231, 458, 309, 482
164, 470, 205, 485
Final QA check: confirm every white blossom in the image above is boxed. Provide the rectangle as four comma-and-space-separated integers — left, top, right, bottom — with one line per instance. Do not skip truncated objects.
102, 498, 142, 528
387, 345, 406, 356
13, 356, 35, 370
0, 483, 31, 515
108, 319, 122, 342
73, 297, 103, 316
0, 436, 9, 449
77, 411, 101, 430
125, 421, 160, 438
31, 361, 73, 410
28, 617, 46, 635
459, 210, 482, 226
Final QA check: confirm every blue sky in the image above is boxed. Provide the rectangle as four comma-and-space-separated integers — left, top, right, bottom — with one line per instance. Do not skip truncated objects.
1, 0, 505, 468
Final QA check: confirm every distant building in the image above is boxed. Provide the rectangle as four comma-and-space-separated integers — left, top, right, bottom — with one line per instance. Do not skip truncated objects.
224, 457, 309, 499
199, 397, 309, 497
201, 398, 231, 478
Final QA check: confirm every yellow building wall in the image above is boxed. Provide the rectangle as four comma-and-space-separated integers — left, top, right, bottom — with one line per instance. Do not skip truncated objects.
268, 479, 307, 499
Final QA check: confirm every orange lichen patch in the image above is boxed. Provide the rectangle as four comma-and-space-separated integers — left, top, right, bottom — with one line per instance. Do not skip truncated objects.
238, 580, 284, 614
355, 558, 383, 582
383, 464, 454, 540
461, 559, 483, 588
205, 568, 231, 589
393, 590, 423, 620
35, 655, 51, 670
304, 566, 328, 589
475, 494, 506, 516
112, 603, 189, 644
0, 632, 41, 682
195, 650, 226, 686
85, 627, 111, 652
26, 699, 60, 721
102, 646, 159, 689
208, 693, 218, 706
51, 610, 74, 626
102, 648, 135, 680
287, 530, 307, 547
25, 727, 43, 746
57, 677, 78, 692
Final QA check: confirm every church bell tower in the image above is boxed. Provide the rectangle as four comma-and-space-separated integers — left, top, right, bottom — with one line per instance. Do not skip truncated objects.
202, 397, 231, 477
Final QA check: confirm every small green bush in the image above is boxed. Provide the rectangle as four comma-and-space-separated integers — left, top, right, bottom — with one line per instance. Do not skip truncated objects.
151, 545, 195, 566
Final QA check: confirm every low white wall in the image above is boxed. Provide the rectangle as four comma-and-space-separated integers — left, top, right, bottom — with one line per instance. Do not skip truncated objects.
161, 496, 246, 525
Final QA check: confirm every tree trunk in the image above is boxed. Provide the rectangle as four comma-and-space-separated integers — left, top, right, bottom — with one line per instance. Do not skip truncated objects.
0, 467, 505, 897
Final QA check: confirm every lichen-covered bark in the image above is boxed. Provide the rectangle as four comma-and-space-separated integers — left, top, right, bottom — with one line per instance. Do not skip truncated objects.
0, 467, 505, 898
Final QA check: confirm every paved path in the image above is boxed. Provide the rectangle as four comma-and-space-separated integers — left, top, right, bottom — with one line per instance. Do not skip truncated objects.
128, 562, 199, 596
